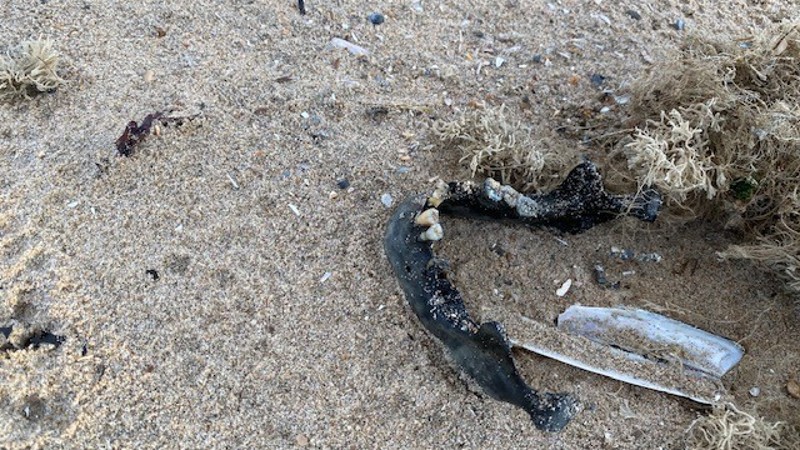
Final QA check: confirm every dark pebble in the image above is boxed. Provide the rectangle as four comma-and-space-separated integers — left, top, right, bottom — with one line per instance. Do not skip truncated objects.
589, 74, 606, 86
673, 19, 685, 31
594, 265, 607, 285
368, 12, 385, 25
336, 178, 350, 189
624, 9, 641, 20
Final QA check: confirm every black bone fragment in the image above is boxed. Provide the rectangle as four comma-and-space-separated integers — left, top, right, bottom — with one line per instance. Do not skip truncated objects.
384, 161, 661, 431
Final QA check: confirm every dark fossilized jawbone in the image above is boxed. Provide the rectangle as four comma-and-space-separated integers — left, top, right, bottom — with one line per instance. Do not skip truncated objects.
383, 161, 662, 431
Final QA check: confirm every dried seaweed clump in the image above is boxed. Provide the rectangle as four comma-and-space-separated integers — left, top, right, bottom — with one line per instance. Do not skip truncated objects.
432, 105, 564, 191
0, 39, 64, 101
685, 403, 800, 450
616, 21, 800, 294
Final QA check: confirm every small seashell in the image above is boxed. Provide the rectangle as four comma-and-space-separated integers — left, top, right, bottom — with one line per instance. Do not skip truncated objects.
419, 224, 444, 241
415, 208, 440, 227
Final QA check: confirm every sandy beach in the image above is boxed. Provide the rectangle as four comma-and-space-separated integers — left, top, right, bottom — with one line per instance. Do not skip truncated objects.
2, 1, 799, 448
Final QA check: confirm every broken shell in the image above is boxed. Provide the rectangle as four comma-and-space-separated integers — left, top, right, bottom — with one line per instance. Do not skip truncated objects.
419, 223, 444, 241
556, 279, 572, 297
415, 208, 440, 227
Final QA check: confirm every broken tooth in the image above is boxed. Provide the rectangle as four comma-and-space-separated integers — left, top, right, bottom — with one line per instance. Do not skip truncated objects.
415, 208, 440, 227
428, 180, 449, 207
500, 185, 520, 208
484, 178, 503, 202
419, 223, 444, 241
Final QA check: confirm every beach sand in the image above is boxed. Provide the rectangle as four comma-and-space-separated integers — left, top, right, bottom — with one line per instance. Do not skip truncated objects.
2, 1, 798, 448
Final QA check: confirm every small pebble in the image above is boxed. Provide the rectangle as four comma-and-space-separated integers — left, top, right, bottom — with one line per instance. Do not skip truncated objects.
673, 19, 685, 31
589, 73, 606, 86
381, 193, 393, 207
532, 54, 543, 63
749, 386, 761, 397
625, 10, 642, 20
594, 265, 607, 285
368, 12, 385, 26
336, 178, 350, 189
787, 379, 800, 399
144, 70, 155, 83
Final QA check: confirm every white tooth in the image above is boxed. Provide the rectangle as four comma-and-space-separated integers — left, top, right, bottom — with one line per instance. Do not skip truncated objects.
500, 185, 520, 208
428, 180, 449, 207
484, 178, 503, 201
415, 208, 440, 226
419, 223, 444, 241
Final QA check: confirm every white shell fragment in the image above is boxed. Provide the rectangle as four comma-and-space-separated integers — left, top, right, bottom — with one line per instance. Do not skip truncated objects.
326, 38, 370, 56
419, 224, 444, 242
381, 193, 393, 208
557, 305, 744, 378
556, 279, 572, 297
415, 208, 440, 227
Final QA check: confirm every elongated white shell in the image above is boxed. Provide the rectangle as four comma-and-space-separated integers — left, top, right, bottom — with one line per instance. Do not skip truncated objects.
557, 305, 744, 378
485, 307, 732, 405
